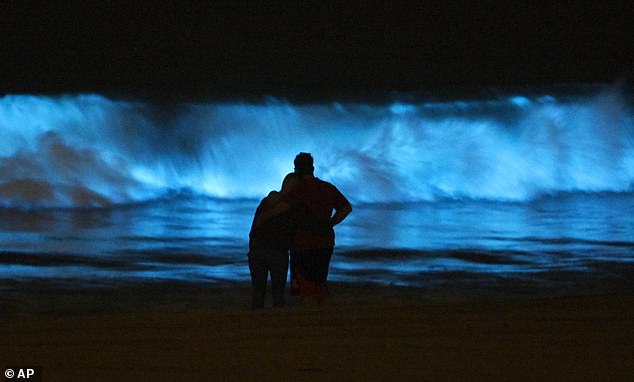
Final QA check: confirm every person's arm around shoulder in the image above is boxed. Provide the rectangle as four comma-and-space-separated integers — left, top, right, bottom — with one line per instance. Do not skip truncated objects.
256, 185, 301, 227
255, 200, 291, 227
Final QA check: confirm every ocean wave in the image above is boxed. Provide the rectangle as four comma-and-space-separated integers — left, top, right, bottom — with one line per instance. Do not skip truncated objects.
1, 86, 632, 208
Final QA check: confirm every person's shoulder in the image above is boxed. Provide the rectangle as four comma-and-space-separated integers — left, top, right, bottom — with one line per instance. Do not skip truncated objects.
315, 177, 333, 186
315, 177, 339, 191
316, 178, 349, 203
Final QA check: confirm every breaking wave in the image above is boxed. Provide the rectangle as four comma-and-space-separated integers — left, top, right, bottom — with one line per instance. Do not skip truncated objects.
0, 87, 632, 208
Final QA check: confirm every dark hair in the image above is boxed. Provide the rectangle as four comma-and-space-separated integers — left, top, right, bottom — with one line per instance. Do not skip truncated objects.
294, 152, 314, 175
281, 172, 299, 193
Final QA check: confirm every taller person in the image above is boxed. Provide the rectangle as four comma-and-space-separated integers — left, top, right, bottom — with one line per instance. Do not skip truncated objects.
257, 153, 352, 305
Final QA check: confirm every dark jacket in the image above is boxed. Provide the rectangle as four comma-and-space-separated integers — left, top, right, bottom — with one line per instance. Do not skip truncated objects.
249, 193, 295, 252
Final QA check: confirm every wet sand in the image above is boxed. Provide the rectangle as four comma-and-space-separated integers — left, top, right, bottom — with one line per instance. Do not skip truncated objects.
1, 282, 633, 381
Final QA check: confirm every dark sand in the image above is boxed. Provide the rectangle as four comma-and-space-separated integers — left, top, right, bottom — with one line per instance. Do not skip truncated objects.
1, 281, 633, 381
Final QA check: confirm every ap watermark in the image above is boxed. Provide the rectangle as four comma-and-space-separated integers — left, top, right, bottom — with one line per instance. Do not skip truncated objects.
4, 367, 41, 382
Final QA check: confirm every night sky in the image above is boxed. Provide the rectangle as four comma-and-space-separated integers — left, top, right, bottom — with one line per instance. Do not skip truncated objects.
2, 2, 633, 101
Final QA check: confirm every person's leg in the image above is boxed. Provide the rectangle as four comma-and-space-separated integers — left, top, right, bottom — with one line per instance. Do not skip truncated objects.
268, 250, 289, 307
248, 251, 267, 309
295, 249, 321, 306
313, 247, 333, 282
297, 274, 317, 306
312, 247, 333, 304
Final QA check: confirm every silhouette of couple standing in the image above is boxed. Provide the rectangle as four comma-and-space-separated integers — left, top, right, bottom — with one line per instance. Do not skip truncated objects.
248, 152, 352, 309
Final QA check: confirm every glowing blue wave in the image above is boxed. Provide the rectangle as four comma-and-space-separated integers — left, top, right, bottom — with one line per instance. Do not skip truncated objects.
0, 88, 632, 208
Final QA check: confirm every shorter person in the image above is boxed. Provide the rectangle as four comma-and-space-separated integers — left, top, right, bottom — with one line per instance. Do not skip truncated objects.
247, 173, 299, 309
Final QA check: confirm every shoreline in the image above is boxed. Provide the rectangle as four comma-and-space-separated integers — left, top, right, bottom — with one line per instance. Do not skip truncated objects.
1, 271, 634, 318
1, 275, 633, 318
0, 284, 632, 381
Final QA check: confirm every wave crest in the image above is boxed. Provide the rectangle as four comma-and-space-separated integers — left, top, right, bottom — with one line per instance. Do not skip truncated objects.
0, 88, 632, 208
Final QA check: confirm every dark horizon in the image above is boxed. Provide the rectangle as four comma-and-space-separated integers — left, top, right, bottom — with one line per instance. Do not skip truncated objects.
2, 2, 633, 101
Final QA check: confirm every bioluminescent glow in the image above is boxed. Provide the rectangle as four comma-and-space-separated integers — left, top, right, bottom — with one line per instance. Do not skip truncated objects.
0, 89, 632, 208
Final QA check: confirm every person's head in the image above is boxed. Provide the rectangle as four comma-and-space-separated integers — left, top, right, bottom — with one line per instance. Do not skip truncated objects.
293, 152, 314, 177
281, 172, 299, 194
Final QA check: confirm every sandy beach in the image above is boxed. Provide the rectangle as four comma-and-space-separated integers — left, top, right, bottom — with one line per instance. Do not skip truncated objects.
1, 282, 633, 381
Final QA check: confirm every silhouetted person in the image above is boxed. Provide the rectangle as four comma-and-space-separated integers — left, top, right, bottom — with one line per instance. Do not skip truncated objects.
258, 153, 352, 305
248, 173, 299, 309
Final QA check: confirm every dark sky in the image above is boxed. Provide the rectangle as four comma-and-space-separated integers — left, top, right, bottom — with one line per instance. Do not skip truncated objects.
2, 2, 633, 101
